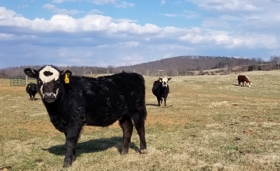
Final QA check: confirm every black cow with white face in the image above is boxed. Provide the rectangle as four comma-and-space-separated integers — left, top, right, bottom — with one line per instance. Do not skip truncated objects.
152, 77, 171, 106
24, 65, 147, 167
26, 82, 37, 100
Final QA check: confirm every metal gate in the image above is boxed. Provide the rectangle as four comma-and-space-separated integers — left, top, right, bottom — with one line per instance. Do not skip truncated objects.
9, 76, 26, 86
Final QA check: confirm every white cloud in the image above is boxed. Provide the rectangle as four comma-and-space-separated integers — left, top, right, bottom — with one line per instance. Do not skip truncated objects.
229, 33, 278, 49
88, 9, 103, 14
182, 10, 200, 19
0, 7, 17, 17
51, 0, 76, 3
116, 41, 141, 48
87, 0, 116, 5
0, 33, 14, 40
49, 14, 78, 31
78, 15, 112, 31
43, 4, 83, 15
179, 29, 279, 50
110, 22, 161, 34
0, 7, 31, 27
115, 1, 134, 8
17, 5, 29, 9
164, 13, 177, 17
189, 0, 259, 12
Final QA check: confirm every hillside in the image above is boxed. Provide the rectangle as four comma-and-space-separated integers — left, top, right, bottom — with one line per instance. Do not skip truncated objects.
114, 56, 267, 76
0, 55, 275, 78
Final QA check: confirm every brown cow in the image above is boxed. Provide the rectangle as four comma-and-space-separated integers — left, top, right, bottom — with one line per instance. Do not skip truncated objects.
238, 75, 251, 87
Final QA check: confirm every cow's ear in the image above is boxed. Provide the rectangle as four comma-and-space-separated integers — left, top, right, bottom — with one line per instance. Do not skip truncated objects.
168, 78, 171, 81
61, 70, 72, 77
24, 68, 38, 78
61, 70, 72, 84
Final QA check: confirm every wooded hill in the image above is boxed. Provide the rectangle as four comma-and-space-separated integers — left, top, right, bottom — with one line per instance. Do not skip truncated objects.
1, 55, 278, 78
114, 56, 267, 76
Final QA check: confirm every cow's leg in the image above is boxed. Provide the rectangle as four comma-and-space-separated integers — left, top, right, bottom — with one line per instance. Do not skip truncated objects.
132, 114, 147, 154
119, 115, 133, 154
156, 97, 161, 106
160, 97, 163, 105
164, 97, 167, 106
63, 123, 82, 167
29, 94, 32, 100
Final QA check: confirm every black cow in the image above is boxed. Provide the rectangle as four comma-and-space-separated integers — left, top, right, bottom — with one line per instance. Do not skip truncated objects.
152, 77, 171, 106
26, 82, 37, 100
24, 65, 147, 167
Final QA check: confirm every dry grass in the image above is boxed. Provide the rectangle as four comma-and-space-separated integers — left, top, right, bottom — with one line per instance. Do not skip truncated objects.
1, 70, 280, 171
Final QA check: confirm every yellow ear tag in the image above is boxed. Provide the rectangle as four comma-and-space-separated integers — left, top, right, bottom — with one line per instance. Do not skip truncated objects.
159, 80, 162, 82
64, 74, 70, 84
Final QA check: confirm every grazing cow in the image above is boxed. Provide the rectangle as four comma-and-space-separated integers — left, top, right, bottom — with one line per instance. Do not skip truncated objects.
26, 82, 37, 100
238, 75, 251, 87
152, 77, 171, 106
24, 65, 147, 167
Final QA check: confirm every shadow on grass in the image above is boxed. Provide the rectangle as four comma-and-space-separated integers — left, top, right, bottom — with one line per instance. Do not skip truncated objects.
28, 97, 40, 101
146, 103, 173, 108
43, 136, 139, 157
146, 103, 159, 107
232, 83, 240, 86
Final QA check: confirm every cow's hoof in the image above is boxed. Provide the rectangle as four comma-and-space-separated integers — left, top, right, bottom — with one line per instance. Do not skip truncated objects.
140, 149, 148, 154
63, 159, 72, 167
121, 149, 129, 155
63, 163, 71, 168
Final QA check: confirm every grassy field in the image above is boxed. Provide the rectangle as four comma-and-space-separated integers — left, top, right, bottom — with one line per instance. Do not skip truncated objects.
1, 71, 280, 171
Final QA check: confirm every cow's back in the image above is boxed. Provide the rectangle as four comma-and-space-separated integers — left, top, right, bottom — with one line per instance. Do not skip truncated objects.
238, 75, 244, 81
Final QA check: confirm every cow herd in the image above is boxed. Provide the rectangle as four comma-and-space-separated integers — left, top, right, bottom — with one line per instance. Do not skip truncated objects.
23, 65, 251, 167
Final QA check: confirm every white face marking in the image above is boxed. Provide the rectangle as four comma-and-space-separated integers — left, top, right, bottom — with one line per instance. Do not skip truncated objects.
162, 77, 169, 87
39, 66, 60, 83
245, 76, 251, 86
37, 66, 61, 103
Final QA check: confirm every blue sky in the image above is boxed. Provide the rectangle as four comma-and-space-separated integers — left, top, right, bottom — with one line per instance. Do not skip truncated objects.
0, 0, 280, 68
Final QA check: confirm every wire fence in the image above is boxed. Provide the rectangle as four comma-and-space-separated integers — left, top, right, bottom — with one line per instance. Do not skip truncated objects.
9, 76, 26, 86
0, 76, 36, 86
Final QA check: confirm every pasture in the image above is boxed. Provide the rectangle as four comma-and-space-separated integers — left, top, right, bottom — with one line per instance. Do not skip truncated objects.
1, 71, 280, 171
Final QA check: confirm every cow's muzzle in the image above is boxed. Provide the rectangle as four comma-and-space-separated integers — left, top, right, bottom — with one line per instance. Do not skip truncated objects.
42, 93, 57, 103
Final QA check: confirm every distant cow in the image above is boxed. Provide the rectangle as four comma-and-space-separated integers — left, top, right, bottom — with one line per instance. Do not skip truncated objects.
238, 75, 251, 87
26, 82, 37, 100
24, 65, 147, 167
152, 77, 171, 106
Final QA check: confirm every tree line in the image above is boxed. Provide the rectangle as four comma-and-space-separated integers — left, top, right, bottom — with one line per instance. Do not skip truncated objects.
1, 55, 280, 78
